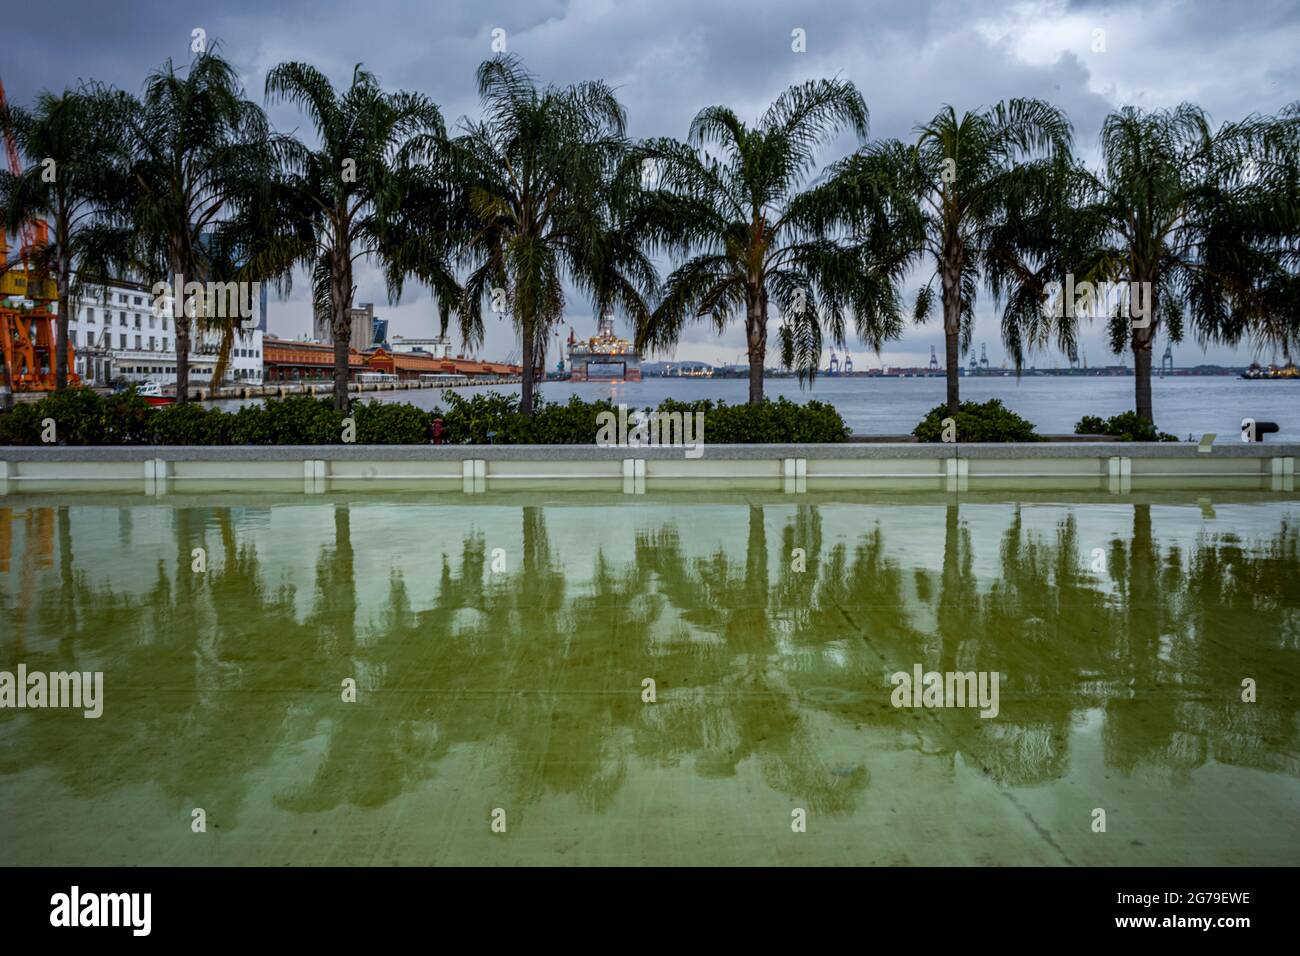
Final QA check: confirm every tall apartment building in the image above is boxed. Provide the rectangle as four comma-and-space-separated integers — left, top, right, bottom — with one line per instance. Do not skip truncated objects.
65, 278, 264, 387
313, 301, 376, 352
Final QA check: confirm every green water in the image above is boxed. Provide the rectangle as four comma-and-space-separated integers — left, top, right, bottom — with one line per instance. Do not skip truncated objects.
1, 491, 1298, 866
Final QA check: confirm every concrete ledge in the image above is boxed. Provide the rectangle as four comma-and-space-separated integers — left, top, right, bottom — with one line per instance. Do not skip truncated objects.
2, 442, 1296, 494
3, 441, 1297, 461
0, 442, 958, 462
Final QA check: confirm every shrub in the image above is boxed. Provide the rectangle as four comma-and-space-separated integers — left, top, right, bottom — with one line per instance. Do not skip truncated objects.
913, 399, 1041, 443
0, 387, 150, 445
529, 395, 619, 443
0, 388, 853, 446
656, 397, 850, 443
103, 390, 153, 443
1075, 411, 1178, 442
146, 402, 233, 445
430, 392, 613, 444
229, 395, 345, 444
432, 393, 850, 445
0, 400, 44, 444
436, 390, 526, 443
352, 399, 434, 444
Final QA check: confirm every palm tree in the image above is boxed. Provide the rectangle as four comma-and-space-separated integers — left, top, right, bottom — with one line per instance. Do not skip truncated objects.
0, 85, 134, 390
844, 101, 1072, 414
635, 79, 910, 404
265, 62, 444, 409
1049, 104, 1300, 423
123, 51, 273, 402
450, 54, 650, 415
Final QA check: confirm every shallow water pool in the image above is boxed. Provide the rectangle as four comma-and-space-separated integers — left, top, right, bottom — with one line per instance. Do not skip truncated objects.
1, 491, 1298, 865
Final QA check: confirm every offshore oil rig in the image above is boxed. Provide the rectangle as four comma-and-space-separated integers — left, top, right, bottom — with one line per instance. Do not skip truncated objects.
566, 312, 642, 382
0, 77, 71, 401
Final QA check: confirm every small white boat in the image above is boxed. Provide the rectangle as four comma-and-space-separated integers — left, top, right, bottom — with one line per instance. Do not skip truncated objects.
135, 381, 175, 406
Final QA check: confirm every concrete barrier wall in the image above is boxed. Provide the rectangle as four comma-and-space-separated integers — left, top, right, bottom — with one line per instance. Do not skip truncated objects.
1, 442, 1296, 494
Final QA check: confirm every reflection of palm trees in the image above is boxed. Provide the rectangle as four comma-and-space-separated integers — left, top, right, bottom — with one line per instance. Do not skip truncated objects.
636, 505, 872, 814
3, 505, 319, 829
773, 505, 823, 626
1104, 507, 1300, 778
3, 498, 1298, 845
1102, 504, 1194, 776
960, 507, 1110, 785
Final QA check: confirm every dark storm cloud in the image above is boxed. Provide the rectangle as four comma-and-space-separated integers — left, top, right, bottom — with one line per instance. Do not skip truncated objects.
5, 0, 1299, 365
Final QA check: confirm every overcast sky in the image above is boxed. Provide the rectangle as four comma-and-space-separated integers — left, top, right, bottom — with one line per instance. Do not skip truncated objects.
6, 0, 1299, 368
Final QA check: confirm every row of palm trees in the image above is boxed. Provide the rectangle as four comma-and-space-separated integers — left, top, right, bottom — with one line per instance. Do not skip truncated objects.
3, 50, 1299, 422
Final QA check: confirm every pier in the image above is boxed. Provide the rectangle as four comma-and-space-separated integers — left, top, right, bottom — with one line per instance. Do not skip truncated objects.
178, 375, 523, 403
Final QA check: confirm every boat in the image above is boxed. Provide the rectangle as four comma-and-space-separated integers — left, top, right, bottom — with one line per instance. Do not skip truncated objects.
136, 381, 176, 406
566, 312, 642, 382
1241, 362, 1299, 380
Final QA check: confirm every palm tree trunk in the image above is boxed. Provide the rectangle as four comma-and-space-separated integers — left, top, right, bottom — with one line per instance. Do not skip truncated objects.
0, 336, 13, 410
332, 322, 350, 410
331, 250, 353, 411
1131, 277, 1155, 424
171, 248, 191, 403
55, 252, 72, 391
175, 318, 192, 401
210, 324, 234, 392
944, 328, 960, 414
941, 261, 961, 415
1132, 327, 1154, 425
746, 288, 766, 405
520, 311, 536, 417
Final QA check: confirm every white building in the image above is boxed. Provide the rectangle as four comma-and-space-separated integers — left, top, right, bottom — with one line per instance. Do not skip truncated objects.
66, 278, 263, 388
390, 335, 452, 358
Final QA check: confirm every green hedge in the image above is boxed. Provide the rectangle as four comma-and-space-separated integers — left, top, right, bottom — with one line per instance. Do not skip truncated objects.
1075, 412, 1179, 442
655, 398, 850, 443
0, 387, 851, 446
438, 392, 616, 444
0, 388, 153, 445
428, 392, 850, 444
913, 399, 1042, 443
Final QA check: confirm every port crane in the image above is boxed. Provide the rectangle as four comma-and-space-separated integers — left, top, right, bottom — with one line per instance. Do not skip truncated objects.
0, 74, 72, 396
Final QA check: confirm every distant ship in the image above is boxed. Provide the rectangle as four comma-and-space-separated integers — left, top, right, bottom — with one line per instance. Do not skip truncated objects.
567, 312, 642, 381
1241, 362, 1299, 380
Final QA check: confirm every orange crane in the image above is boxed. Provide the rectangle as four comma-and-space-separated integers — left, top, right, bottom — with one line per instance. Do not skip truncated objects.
1, 74, 73, 393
